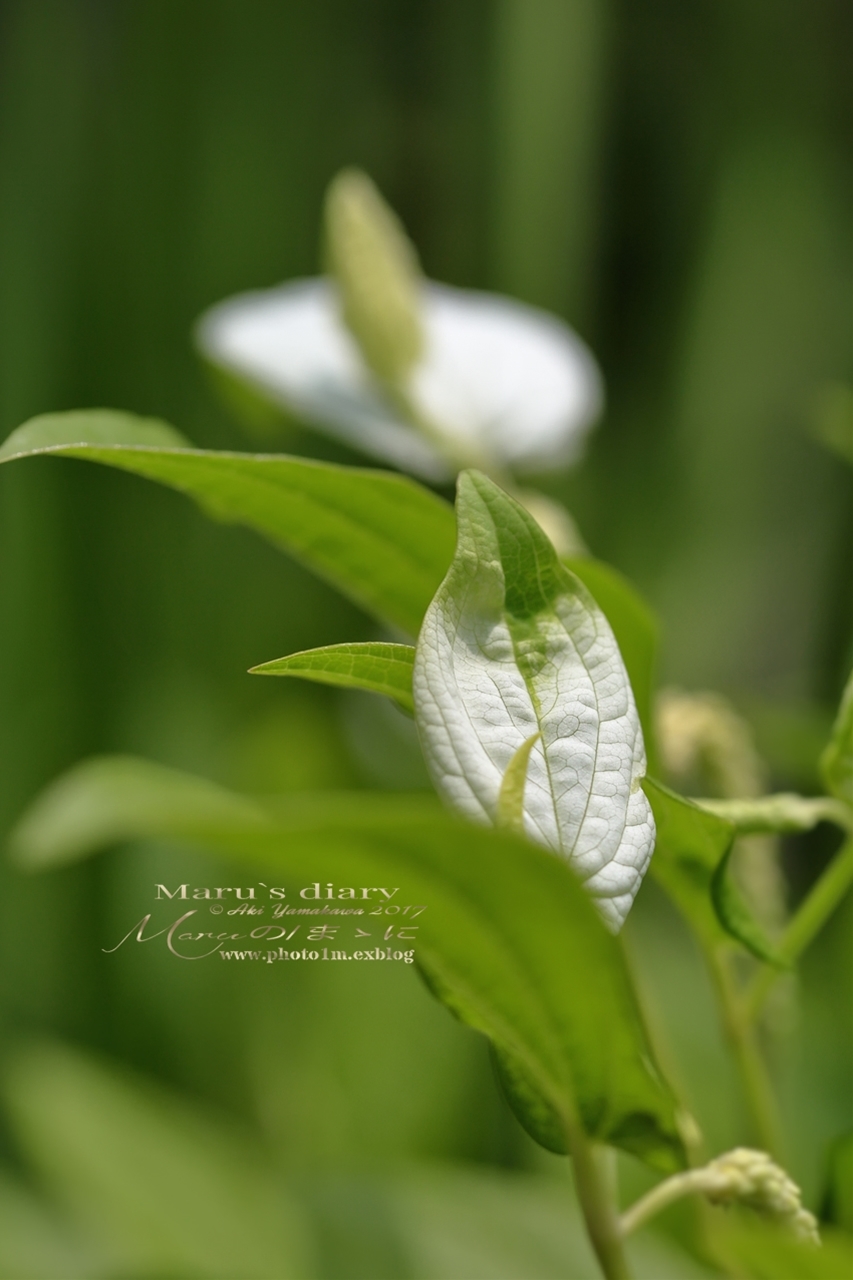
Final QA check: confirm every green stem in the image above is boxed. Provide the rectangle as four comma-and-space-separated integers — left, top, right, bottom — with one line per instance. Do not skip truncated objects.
706, 947, 782, 1156
746, 836, 853, 1021
619, 1168, 713, 1238
691, 793, 850, 835
565, 1119, 632, 1280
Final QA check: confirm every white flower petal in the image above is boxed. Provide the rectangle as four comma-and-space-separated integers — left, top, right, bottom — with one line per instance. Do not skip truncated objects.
196, 279, 602, 480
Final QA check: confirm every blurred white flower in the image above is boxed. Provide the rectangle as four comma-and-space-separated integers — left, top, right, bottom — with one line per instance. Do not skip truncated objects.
196, 277, 602, 483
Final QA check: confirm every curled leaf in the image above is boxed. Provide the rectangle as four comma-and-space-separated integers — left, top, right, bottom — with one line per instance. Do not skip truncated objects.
496, 733, 541, 835
710, 843, 786, 966
413, 471, 654, 930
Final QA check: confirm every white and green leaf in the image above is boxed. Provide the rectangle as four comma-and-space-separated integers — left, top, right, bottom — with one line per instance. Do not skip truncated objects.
413, 471, 654, 930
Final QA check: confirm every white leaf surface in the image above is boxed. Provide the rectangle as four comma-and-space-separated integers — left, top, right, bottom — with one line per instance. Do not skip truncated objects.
413, 472, 654, 930
196, 278, 602, 481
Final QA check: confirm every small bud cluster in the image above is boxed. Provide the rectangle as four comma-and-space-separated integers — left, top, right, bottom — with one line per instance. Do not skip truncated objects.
702, 1147, 820, 1245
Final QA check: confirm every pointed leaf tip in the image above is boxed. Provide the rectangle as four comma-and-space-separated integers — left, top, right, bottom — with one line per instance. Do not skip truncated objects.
249, 641, 415, 714
413, 471, 654, 929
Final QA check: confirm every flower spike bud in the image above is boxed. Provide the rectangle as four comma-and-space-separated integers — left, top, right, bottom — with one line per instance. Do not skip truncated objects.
702, 1148, 819, 1244
620, 1146, 820, 1245
197, 170, 603, 481
323, 168, 424, 389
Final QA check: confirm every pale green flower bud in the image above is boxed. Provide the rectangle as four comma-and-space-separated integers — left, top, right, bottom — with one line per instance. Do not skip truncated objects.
323, 168, 424, 388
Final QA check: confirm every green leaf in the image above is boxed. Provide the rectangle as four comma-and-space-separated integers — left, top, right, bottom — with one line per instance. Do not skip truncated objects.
10, 756, 686, 1171
643, 779, 781, 961
565, 557, 659, 760
0, 1167, 102, 1280
716, 1219, 853, 1280
250, 641, 415, 714
414, 472, 655, 931
3, 1041, 314, 1280
642, 778, 734, 944
8, 755, 268, 870
0, 409, 456, 637
710, 843, 785, 966
820, 668, 853, 807
821, 1131, 853, 1233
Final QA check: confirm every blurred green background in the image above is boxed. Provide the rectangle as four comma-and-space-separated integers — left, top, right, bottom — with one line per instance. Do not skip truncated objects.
0, 2, 849, 1277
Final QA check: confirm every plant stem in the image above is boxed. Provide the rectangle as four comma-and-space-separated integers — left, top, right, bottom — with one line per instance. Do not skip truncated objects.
745, 836, 853, 1021
706, 946, 782, 1156
691, 793, 850, 835
619, 1168, 711, 1237
565, 1119, 633, 1280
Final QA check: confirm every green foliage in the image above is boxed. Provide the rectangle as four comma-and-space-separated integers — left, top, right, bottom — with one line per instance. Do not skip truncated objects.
8, 755, 441, 872
0, 1168, 98, 1280
0, 409, 185, 453
645, 778, 782, 963
4, 1042, 315, 1280
10, 754, 686, 1172
710, 844, 784, 966
0, 8, 848, 1279
0, 410, 456, 638
642, 779, 733, 944
821, 1131, 853, 1233
715, 1219, 853, 1280
251, 641, 416, 714
819, 1136, 850, 1233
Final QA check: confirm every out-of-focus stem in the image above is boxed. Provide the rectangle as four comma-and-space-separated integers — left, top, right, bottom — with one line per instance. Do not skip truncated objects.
705, 946, 783, 1157
691, 793, 849, 835
620, 1168, 712, 1238
746, 836, 853, 1021
564, 1117, 633, 1280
